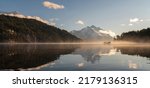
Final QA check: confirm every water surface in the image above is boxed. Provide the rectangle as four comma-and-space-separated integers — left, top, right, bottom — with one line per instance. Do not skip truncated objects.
0, 44, 150, 71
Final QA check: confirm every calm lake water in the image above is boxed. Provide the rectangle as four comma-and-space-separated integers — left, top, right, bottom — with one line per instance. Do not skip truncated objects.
0, 44, 150, 71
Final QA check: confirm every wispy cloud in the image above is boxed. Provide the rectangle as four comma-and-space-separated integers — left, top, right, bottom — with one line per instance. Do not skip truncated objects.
130, 18, 139, 23
140, 19, 144, 22
60, 24, 64, 27
121, 18, 144, 27
76, 20, 85, 25
43, 1, 64, 9
99, 30, 116, 37
49, 18, 59, 26
128, 23, 133, 26
49, 22, 56, 26
130, 18, 143, 23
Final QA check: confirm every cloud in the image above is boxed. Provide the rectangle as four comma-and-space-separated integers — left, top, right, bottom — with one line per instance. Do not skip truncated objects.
76, 20, 85, 25
49, 18, 58, 26
121, 18, 144, 27
43, 1, 64, 9
130, 18, 139, 23
49, 22, 56, 26
128, 23, 133, 26
50, 18, 59, 21
130, 18, 144, 23
140, 19, 144, 22
99, 30, 116, 37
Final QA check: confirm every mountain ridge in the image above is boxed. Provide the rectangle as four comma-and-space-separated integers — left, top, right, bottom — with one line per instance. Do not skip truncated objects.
0, 11, 50, 25
0, 15, 81, 43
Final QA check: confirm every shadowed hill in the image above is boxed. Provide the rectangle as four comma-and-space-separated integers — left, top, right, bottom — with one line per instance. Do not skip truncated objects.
0, 15, 81, 42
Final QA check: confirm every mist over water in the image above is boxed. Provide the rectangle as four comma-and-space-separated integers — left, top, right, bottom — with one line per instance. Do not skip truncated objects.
0, 43, 150, 71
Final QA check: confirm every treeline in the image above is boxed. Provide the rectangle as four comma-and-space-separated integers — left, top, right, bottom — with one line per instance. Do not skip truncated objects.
115, 28, 150, 42
0, 15, 81, 43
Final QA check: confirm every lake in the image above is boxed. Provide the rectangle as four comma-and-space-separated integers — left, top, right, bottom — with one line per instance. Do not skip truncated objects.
0, 44, 150, 71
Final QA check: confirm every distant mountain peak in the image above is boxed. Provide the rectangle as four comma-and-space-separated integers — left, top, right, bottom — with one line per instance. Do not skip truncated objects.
70, 25, 115, 42
90, 25, 97, 28
80, 25, 102, 34
85, 25, 96, 29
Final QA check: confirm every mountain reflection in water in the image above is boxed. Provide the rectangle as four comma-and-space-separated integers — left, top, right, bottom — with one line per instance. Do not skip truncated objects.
72, 45, 116, 63
0, 44, 150, 71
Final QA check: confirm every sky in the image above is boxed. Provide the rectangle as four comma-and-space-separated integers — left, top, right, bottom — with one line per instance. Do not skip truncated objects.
0, 0, 150, 35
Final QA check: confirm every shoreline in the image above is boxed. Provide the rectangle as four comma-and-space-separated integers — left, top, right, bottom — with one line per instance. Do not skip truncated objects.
0, 42, 150, 46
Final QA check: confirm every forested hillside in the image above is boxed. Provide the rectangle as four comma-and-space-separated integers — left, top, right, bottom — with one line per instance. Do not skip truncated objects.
0, 15, 81, 43
115, 28, 150, 42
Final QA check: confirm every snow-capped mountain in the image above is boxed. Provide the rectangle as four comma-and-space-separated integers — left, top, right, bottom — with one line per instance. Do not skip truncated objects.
0, 11, 49, 25
70, 25, 116, 42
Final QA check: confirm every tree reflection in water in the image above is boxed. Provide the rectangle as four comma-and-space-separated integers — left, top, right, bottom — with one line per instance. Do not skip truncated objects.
115, 46, 150, 59
0, 44, 78, 70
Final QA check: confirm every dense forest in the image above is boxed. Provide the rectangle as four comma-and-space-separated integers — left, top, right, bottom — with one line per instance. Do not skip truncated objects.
115, 28, 150, 42
0, 15, 81, 43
